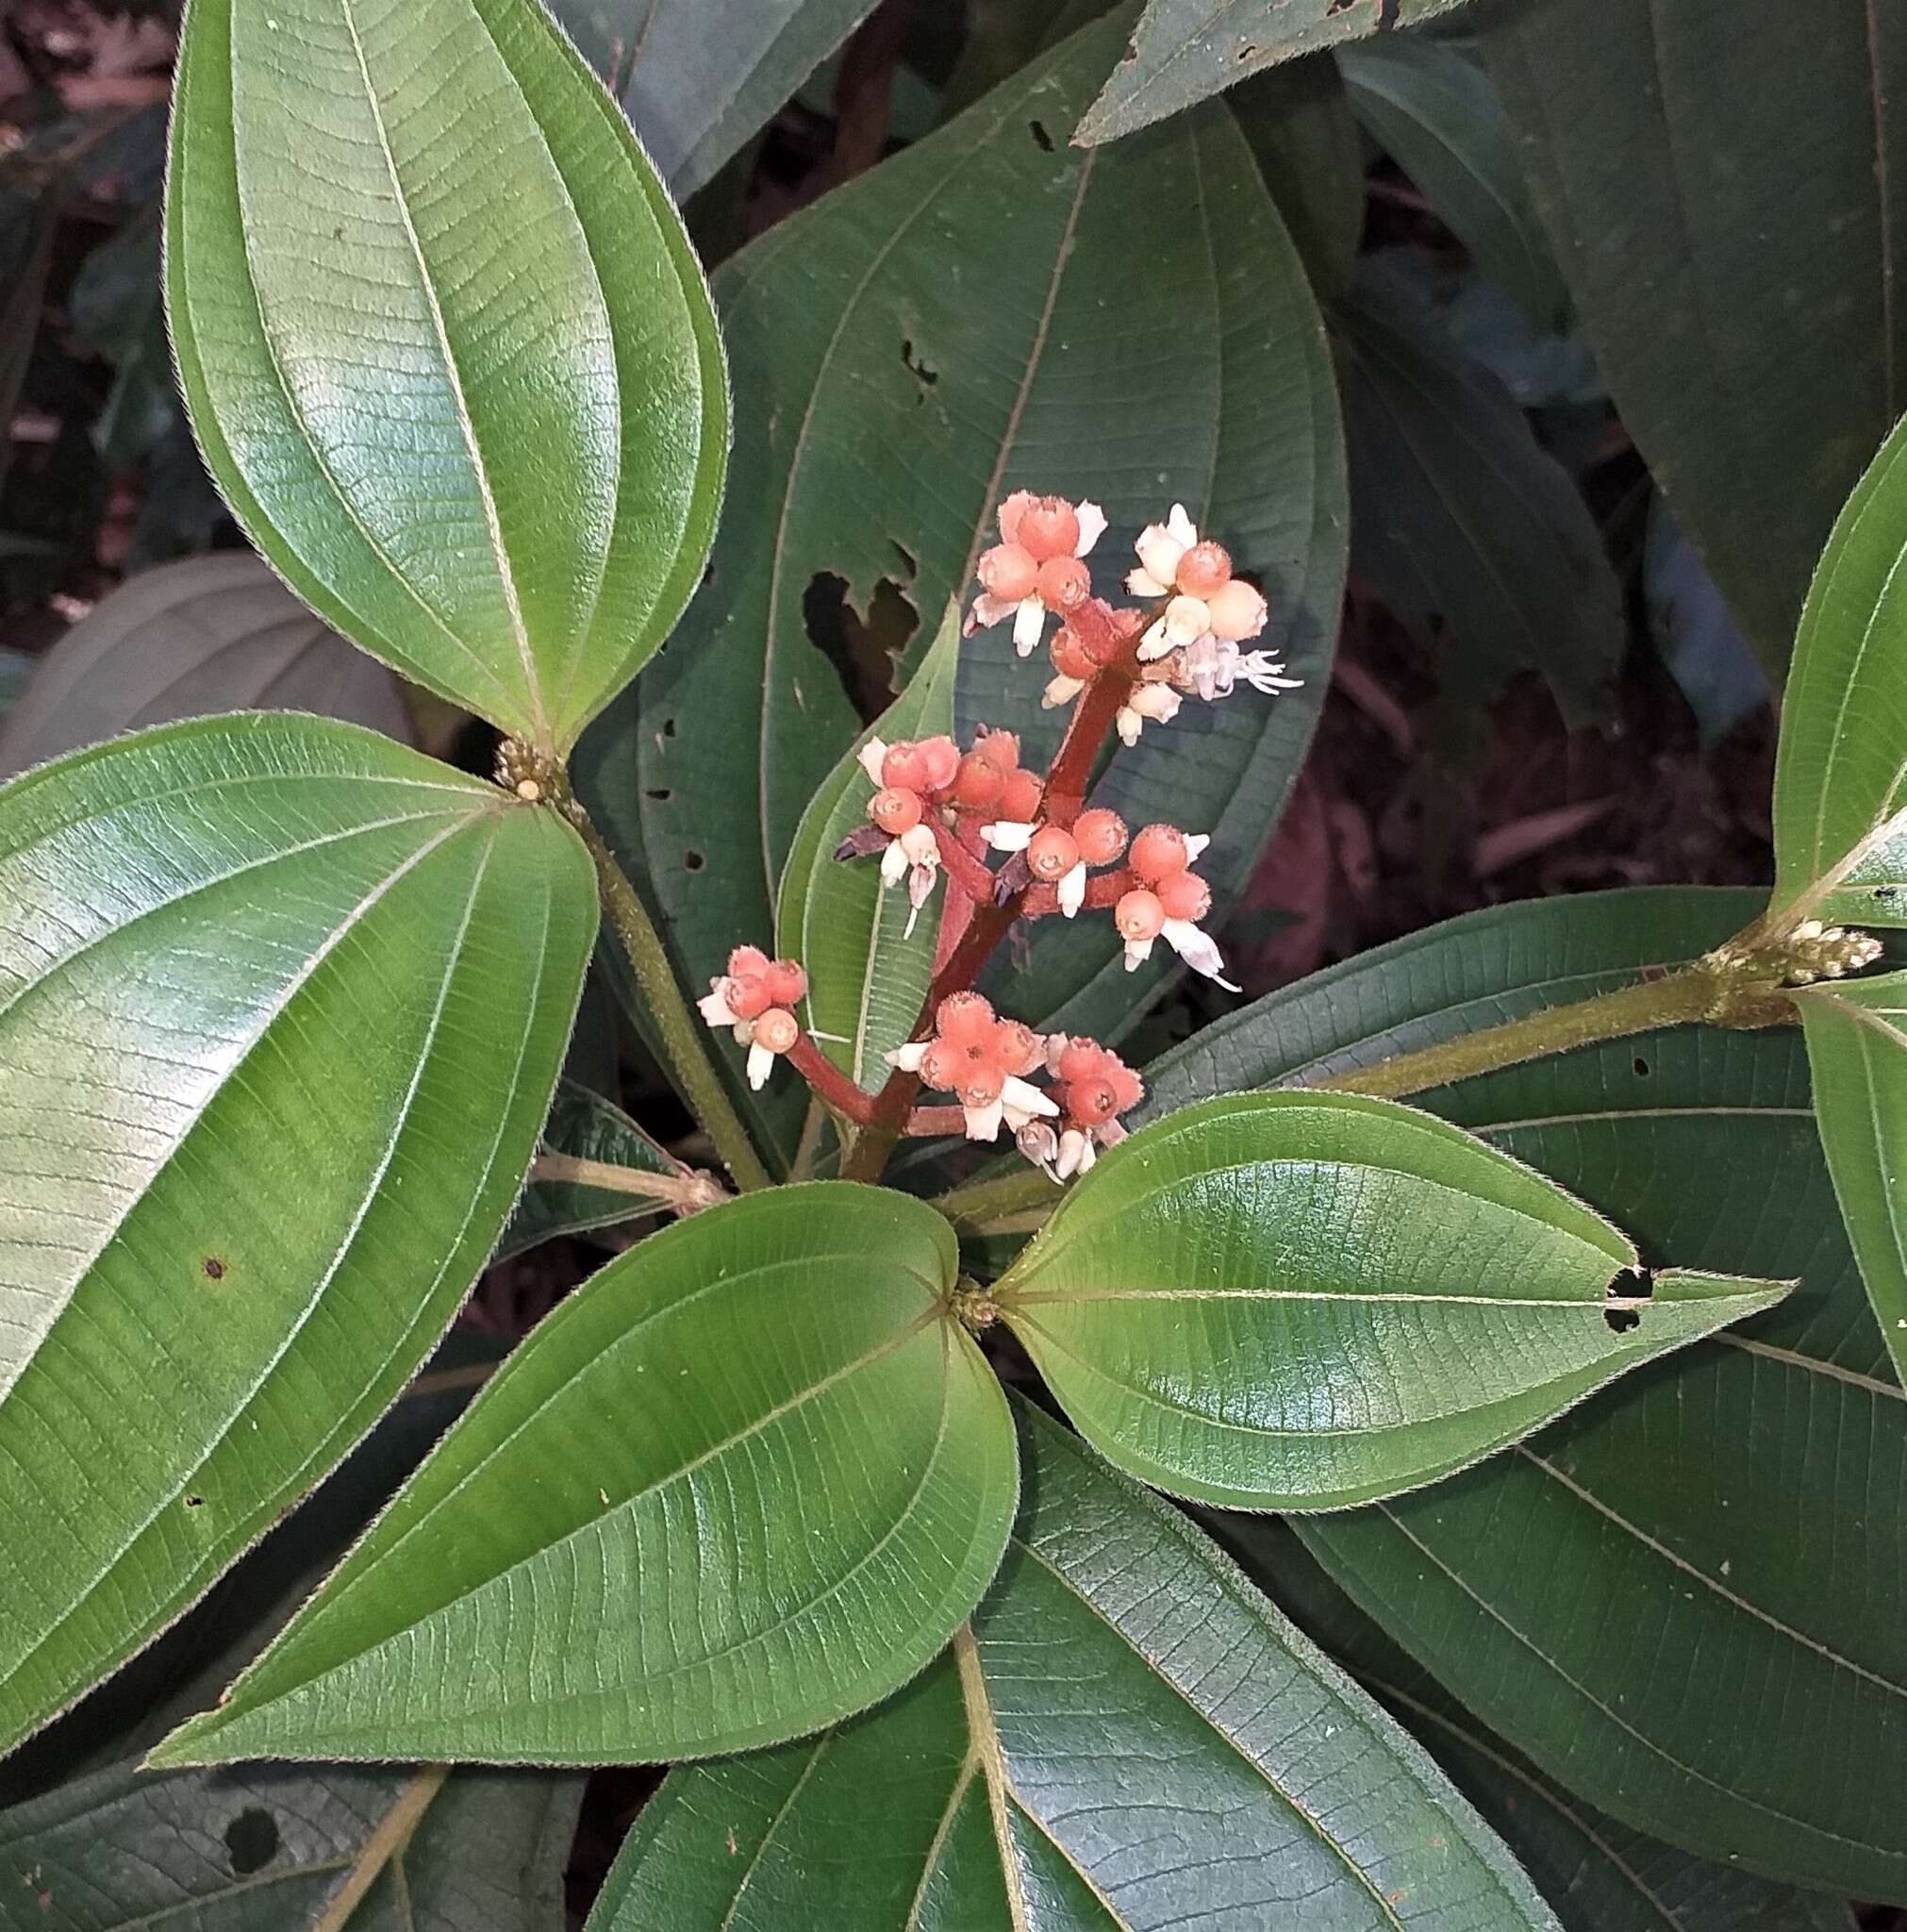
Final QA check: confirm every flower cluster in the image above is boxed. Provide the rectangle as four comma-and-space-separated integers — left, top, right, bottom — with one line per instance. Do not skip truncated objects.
696, 946, 807, 1089
1021, 1035, 1145, 1180
969, 492, 1108, 655
1113, 822, 1235, 987
982, 805, 1127, 917
887, 992, 1057, 1141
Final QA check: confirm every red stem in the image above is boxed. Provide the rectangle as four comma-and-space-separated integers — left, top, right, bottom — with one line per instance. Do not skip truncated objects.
784, 1032, 878, 1125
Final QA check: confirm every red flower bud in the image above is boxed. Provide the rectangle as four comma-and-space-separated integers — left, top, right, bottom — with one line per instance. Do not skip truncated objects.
1129, 824, 1189, 882
1156, 870, 1212, 923
1026, 825, 1082, 882
870, 787, 923, 835
1073, 808, 1128, 866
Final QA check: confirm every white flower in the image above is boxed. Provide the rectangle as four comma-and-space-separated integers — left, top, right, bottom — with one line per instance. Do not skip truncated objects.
1043, 673, 1086, 709
697, 982, 739, 1026
1116, 683, 1182, 746
979, 821, 1035, 852
1120, 932, 1154, 972
876, 822, 941, 937
1236, 650, 1303, 696
1001, 1076, 1059, 1130
1127, 503, 1199, 598
1055, 859, 1087, 918
856, 737, 889, 787
1162, 918, 1239, 991
745, 1041, 778, 1090
1139, 593, 1214, 661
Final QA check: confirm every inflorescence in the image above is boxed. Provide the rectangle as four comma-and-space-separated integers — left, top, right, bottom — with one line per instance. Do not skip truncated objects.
698, 493, 1301, 1178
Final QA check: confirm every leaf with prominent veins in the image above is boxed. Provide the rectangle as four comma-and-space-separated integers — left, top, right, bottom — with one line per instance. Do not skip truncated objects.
586, 1399, 1559, 1932
148, 1184, 1018, 1769
996, 1091, 1785, 1510
166, 0, 727, 752
0, 712, 596, 1760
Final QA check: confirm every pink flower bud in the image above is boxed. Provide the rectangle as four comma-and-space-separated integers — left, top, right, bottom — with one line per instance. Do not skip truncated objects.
1207, 578, 1269, 641
754, 1008, 800, 1054
1035, 555, 1089, 612
1115, 889, 1166, 942
1176, 540, 1233, 597
977, 541, 1039, 603
1016, 497, 1082, 563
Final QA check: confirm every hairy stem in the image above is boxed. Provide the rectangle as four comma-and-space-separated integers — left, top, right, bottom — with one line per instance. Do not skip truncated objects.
526, 1150, 727, 1214
569, 807, 774, 1192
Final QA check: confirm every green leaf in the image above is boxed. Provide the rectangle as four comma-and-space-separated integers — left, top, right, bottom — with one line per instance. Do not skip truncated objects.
775, 603, 957, 1097
997, 1088, 1784, 1510
148, 1183, 1017, 1768
1797, 970, 1907, 1384
0, 713, 596, 1757
1232, 1521, 1861, 1932
0, 1760, 579, 1929
1338, 266, 1621, 723
1770, 409, 1907, 924
165, 0, 727, 754
587, 1397, 1562, 1932
497, 1075, 693, 1260
1141, 893, 1907, 1896
574, 6, 1344, 1091
1075, 0, 1476, 145
0, 552, 413, 781
1228, 55, 1367, 300
1473, 0, 1907, 677
612, 0, 883, 198
1336, 38, 1566, 331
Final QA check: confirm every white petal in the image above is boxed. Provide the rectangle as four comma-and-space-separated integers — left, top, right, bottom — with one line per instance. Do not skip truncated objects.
1184, 832, 1211, 863
1163, 918, 1240, 991
981, 821, 1036, 851
900, 823, 940, 864
857, 737, 889, 786
1136, 618, 1174, 661
697, 982, 738, 1027
1012, 596, 1046, 656
1166, 503, 1198, 548
1164, 595, 1211, 645
1002, 1074, 1060, 1122
746, 1041, 776, 1090
1042, 674, 1086, 709
966, 591, 1014, 633
963, 1100, 1004, 1141
1122, 935, 1154, 971
1072, 501, 1107, 557
1097, 1117, 1127, 1149
1116, 706, 1144, 747
1054, 1128, 1087, 1180
1074, 1136, 1098, 1174
1134, 525, 1186, 588
880, 839, 909, 886
887, 1041, 929, 1072
1057, 860, 1087, 918
1125, 568, 1169, 599
1238, 650, 1303, 694
1130, 684, 1181, 722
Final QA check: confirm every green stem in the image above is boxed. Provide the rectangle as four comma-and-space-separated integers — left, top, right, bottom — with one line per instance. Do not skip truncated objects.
934, 958, 1785, 1232
570, 807, 774, 1193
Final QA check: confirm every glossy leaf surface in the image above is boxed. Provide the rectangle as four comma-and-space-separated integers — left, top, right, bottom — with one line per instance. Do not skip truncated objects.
0, 714, 595, 1757
1144, 887, 1907, 1892
577, 7, 1344, 1114
775, 605, 956, 1096
589, 1398, 1560, 1931
999, 1089, 1782, 1509
1338, 269, 1620, 723
0, 552, 410, 780
1798, 970, 1907, 1385
1235, 1521, 1860, 1932
1337, 38, 1564, 331
1474, 0, 1907, 675
1770, 409, 1907, 924
498, 1076, 688, 1260
150, 1184, 1016, 1767
166, 0, 727, 752
0, 1762, 578, 1930
1076, 0, 1475, 144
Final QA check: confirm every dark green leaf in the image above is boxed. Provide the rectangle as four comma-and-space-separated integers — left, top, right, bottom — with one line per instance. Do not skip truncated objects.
775, 603, 956, 1097
0, 553, 413, 780
614, 0, 882, 197
0, 714, 596, 1757
1473, 0, 1907, 676
997, 1089, 1783, 1509
1338, 266, 1621, 722
577, 8, 1344, 1081
1337, 37, 1565, 330
1232, 1521, 1860, 1932
1769, 409, 1907, 925
497, 1076, 694, 1260
588, 1397, 1561, 1931
1643, 496, 1770, 750
149, 1183, 1016, 1767
1141, 892, 1907, 1897
1228, 55, 1367, 299
0, 190, 61, 504
166, 0, 727, 752
0, 1760, 579, 1930
1075, 0, 1476, 145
